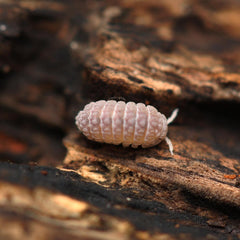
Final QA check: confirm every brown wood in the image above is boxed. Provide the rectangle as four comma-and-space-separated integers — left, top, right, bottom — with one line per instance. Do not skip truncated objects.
0, 0, 240, 239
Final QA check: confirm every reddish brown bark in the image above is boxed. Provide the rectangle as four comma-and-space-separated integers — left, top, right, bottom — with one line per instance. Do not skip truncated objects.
0, 1, 240, 239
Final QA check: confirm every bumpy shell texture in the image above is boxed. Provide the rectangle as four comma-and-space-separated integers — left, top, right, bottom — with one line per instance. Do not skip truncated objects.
75, 100, 168, 148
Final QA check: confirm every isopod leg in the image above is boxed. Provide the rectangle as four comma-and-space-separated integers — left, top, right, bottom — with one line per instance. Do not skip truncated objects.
167, 108, 179, 125
131, 144, 139, 148
165, 137, 174, 155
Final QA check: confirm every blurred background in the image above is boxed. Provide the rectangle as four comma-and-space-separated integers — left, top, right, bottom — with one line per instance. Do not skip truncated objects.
0, 1, 240, 239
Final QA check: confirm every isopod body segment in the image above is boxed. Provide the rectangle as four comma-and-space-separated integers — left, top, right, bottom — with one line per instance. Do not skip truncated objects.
75, 100, 178, 155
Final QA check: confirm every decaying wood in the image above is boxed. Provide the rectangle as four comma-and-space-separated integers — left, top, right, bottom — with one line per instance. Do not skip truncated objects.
0, 0, 240, 240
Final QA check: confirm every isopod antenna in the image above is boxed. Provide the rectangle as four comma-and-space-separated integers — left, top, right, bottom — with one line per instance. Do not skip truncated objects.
165, 108, 179, 155
167, 108, 179, 125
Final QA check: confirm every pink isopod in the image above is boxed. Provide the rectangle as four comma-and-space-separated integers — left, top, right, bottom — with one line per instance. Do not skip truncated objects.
75, 100, 178, 155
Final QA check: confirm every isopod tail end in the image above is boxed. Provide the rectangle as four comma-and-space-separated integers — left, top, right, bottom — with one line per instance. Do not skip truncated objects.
165, 137, 174, 155
167, 108, 179, 125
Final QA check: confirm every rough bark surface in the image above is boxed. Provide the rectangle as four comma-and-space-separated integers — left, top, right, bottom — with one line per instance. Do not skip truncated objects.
0, 1, 240, 240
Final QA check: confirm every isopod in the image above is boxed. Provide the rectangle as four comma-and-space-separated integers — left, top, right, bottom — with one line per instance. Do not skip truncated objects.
75, 100, 178, 155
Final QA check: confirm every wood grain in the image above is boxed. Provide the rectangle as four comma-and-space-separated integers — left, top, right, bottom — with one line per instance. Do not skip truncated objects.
0, 0, 240, 239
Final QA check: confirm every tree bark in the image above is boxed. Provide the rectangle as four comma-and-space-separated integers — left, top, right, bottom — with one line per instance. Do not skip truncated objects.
0, 1, 240, 239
